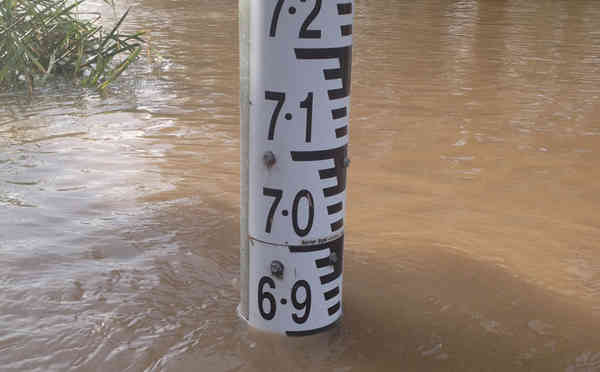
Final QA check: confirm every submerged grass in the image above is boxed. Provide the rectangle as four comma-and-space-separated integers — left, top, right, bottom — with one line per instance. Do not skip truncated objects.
0, 0, 144, 92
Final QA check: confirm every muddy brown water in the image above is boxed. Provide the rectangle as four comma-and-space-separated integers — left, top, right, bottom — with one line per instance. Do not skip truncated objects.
2, 0, 600, 371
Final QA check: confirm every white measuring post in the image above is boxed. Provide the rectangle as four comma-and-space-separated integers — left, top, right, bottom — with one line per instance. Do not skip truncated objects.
240, 0, 354, 335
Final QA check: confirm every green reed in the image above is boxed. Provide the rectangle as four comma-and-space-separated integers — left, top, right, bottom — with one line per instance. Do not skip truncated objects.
0, 0, 144, 92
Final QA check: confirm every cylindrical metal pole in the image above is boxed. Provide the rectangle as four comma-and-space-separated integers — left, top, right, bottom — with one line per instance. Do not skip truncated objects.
239, 0, 251, 321
242, 0, 354, 335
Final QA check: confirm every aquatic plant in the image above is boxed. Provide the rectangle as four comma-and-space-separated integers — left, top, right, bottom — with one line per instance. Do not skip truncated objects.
0, 0, 144, 92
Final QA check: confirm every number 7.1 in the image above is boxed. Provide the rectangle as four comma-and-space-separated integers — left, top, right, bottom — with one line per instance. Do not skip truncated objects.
265, 91, 313, 142
299, 92, 313, 142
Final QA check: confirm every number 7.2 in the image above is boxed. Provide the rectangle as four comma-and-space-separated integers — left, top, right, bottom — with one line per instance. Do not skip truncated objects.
269, 0, 322, 39
269, 0, 285, 37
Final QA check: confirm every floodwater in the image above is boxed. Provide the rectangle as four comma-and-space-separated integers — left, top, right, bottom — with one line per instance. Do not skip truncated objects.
2, 0, 600, 370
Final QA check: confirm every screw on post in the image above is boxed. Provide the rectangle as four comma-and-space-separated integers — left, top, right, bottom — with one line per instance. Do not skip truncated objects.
329, 252, 338, 265
263, 151, 276, 168
270, 260, 284, 279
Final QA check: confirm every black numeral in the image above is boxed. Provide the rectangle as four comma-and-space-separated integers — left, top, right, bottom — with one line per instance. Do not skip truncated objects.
269, 0, 285, 37
263, 188, 315, 237
266, 91, 314, 142
292, 190, 314, 237
265, 91, 285, 140
291, 280, 311, 324
258, 277, 277, 320
258, 277, 313, 324
263, 188, 283, 233
299, 92, 313, 142
300, 0, 322, 39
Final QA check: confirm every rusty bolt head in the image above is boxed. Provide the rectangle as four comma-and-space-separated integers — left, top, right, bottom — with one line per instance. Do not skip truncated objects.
263, 151, 276, 168
270, 260, 284, 278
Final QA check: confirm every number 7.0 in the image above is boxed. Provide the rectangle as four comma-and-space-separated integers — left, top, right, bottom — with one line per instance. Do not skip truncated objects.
263, 187, 283, 233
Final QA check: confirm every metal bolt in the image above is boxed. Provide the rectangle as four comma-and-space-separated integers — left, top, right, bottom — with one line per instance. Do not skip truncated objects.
329, 252, 338, 265
270, 260, 284, 279
343, 157, 351, 168
263, 151, 276, 168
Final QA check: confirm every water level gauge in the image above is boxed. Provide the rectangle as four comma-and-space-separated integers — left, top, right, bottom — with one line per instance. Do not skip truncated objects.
247, 0, 354, 334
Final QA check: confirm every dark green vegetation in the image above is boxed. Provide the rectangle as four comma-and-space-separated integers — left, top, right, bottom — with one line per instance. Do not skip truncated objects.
0, 0, 144, 92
